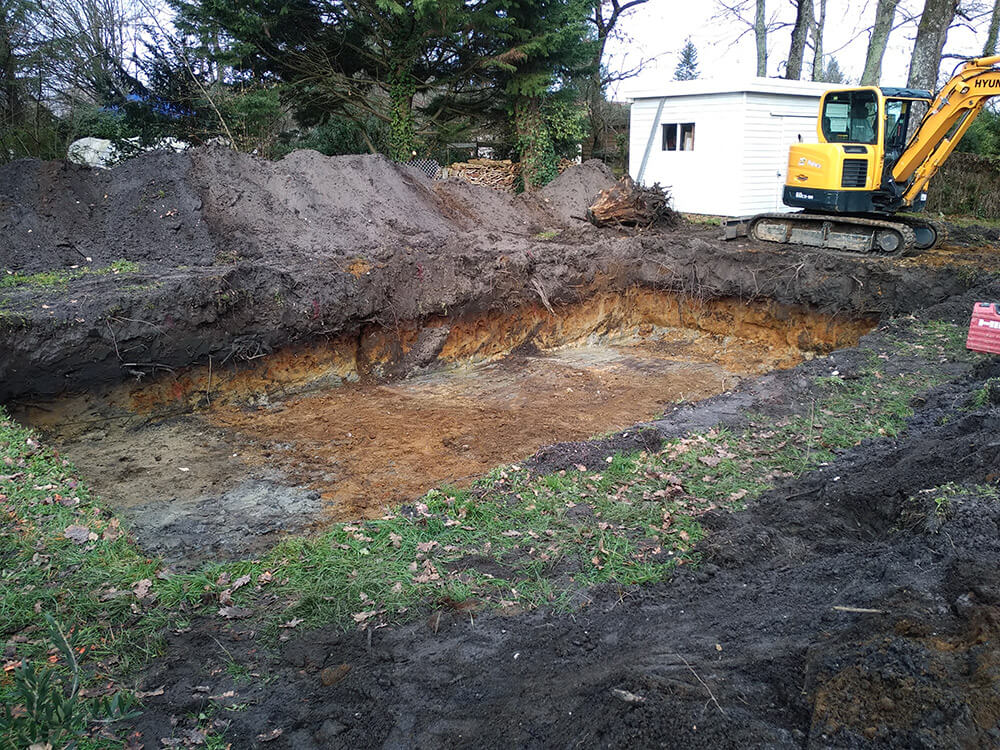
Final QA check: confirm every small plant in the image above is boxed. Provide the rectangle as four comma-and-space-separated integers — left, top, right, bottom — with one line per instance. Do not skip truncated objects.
534, 229, 560, 240
971, 377, 1000, 409
0, 614, 139, 748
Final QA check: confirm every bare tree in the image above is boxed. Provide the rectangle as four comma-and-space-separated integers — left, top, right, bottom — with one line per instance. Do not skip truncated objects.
861, 0, 900, 85
907, 0, 959, 90
35, 0, 145, 108
754, 0, 767, 75
583, 0, 650, 160
984, 0, 1000, 54
716, 0, 771, 76
785, 0, 813, 79
810, 0, 827, 80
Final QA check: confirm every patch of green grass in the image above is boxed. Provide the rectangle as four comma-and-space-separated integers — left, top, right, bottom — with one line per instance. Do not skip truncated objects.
0, 260, 140, 290
888, 319, 973, 358
680, 213, 723, 226
534, 229, 560, 240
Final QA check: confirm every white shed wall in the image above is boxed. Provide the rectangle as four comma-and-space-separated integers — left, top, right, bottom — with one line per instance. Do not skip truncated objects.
737, 92, 823, 215
628, 93, 745, 215
628, 82, 832, 217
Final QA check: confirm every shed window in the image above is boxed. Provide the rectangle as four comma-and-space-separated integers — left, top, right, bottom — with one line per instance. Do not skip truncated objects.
661, 122, 695, 151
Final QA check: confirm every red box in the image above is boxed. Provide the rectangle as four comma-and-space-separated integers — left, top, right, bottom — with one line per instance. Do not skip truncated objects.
967, 302, 1000, 355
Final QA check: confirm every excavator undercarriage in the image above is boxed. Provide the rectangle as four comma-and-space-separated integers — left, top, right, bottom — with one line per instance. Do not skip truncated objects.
728, 213, 947, 256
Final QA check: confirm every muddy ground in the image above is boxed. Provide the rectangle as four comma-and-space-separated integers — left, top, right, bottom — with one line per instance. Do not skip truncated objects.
126, 320, 1000, 749
3, 149, 1000, 747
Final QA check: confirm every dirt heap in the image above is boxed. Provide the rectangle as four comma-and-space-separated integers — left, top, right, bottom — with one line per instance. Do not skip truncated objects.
2, 149, 603, 274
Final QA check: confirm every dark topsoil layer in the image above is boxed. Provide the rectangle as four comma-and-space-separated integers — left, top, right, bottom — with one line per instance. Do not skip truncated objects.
128, 322, 1000, 750
1, 147, 995, 401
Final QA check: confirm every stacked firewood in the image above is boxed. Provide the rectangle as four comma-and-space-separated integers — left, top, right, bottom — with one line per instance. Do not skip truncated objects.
586, 176, 675, 228
444, 159, 519, 191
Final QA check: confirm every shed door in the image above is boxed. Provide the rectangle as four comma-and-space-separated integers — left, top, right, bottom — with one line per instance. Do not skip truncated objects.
772, 114, 816, 211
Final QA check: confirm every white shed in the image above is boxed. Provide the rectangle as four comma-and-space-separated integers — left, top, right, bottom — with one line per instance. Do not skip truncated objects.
627, 78, 844, 217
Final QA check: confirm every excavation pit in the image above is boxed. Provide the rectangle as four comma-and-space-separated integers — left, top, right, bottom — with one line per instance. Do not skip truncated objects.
13, 289, 876, 565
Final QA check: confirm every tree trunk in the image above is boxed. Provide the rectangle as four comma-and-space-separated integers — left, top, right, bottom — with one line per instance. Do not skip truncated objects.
984, 0, 1000, 56
754, 0, 767, 76
584, 34, 608, 162
907, 0, 959, 91
514, 95, 557, 191
810, 0, 826, 80
0, 35, 22, 127
861, 0, 899, 85
387, 67, 416, 162
785, 0, 813, 79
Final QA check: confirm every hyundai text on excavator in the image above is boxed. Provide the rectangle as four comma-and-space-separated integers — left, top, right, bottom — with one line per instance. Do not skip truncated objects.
727, 54, 1000, 256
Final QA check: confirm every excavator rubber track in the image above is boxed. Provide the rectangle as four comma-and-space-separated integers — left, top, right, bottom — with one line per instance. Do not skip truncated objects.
897, 217, 948, 250
746, 213, 917, 256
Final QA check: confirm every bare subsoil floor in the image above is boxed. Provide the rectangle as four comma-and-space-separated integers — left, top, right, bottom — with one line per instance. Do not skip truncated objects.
14, 310, 862, 562
2, 150, 1000, 748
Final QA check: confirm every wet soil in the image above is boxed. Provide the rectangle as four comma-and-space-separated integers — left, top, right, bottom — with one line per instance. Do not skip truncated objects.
126, 322, 1000, 749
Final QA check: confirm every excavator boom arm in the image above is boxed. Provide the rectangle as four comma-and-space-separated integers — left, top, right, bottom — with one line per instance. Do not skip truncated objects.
893, 55, 1000, 204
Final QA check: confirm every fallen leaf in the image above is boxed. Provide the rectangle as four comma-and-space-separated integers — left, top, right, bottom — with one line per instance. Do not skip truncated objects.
217, 606, 252, 619
352, 610, 377, 623
416, 540, 438, 553
132, 579, 153, 599
389, 532, 402, 548
697, 455, 721, 467
320, 664, 352, 686
611, 688, 646, 704
280, 618, 303, 629
256, 729, 283, 743
230, 573, 251, 591
135, 685, 165, 698
102, 518, 121, 542
64, 524, 91, 544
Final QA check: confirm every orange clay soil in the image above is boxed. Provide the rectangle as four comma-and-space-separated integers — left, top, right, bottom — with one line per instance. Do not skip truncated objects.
208, 331, 820, 520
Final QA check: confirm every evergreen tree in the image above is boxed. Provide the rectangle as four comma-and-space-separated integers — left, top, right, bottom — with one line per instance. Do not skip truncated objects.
818, 56, 846, 84
673, 38, 699, 81
170, 0, 491, 161
488, 0, 596, 189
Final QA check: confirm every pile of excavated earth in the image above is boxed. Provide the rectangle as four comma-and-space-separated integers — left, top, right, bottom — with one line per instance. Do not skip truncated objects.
2, 148, 1000, 747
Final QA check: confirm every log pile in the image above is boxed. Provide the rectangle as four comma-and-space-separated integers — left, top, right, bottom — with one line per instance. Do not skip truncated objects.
444, 159, 519, 191
586, 177, 675, 228
444, 158, 578, 192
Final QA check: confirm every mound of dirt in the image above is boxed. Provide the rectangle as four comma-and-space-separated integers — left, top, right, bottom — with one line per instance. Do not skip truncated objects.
2, 147, 999, 405
1, 149, 613, 275
1, 153, 215, 271
531, 158, 617, 224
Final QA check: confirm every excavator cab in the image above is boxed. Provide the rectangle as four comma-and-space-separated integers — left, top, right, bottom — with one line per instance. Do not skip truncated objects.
783, 87, 932, 215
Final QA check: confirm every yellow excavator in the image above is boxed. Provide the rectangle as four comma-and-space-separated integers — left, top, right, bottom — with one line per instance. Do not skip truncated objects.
730, 54, 1000, 255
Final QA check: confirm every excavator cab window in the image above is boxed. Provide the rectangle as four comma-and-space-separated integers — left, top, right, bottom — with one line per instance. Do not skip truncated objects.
821, 90, 879, 145
884, 99, 912, 154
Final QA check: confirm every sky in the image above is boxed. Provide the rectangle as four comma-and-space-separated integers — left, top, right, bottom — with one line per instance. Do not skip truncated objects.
605, 0, 997, 99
